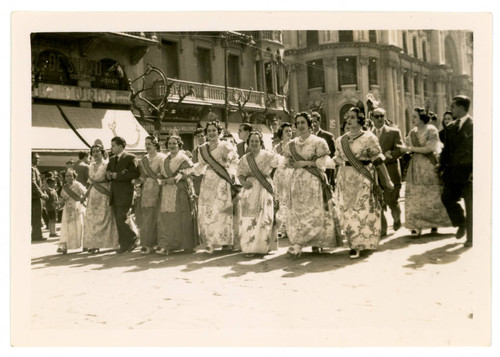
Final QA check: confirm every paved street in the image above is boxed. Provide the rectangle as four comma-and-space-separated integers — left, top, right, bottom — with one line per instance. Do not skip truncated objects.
29, 214, 485, 347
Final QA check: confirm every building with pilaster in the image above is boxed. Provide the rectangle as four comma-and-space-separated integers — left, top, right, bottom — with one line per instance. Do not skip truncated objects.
283, 30, 473, 136
137, 31, 289, 150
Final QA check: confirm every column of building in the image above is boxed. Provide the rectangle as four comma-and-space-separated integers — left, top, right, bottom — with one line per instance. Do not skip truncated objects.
324, 56, 338, 134
384, 59, 395, 123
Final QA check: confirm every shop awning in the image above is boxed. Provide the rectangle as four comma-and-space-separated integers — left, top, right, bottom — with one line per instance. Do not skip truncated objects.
59, 106, 150, 152
31, 104, 89, 152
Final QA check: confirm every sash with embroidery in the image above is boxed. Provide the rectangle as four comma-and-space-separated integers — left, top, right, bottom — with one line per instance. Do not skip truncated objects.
163, 156, 201, 246
199, 143, 241, 197
410, 130, 438, 166
141, 156, 159, 180
88, 178, 111, 197
62, 184, 82, 202
289, 141, 333, 203
340, 135, 385, 209
246, 153, 279, 212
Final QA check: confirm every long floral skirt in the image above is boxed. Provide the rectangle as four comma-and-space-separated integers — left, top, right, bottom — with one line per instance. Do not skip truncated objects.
405, 154, 451, 229
197, 169, 234, 248
336, 165, 381, 250
286, 168, 338, 248
60, 203, 84, 250
157, 188, 197, 251
82, 186, 119, 249
239, 177, 274, 254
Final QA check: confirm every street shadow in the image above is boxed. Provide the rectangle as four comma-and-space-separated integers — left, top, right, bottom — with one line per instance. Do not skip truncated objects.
377, 232, 456, 253
31, 247, 249, 273
221, 247, 370, 279
403, 242, 471, 270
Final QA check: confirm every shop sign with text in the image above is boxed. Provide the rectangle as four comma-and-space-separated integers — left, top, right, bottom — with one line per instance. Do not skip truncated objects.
33, 83, 131, 104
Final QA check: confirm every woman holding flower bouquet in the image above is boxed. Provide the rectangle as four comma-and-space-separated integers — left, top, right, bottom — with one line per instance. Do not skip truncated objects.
334, 107, 394, 259
156, 135, 199, 255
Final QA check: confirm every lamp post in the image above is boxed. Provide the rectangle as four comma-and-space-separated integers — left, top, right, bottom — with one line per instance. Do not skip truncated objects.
221, 31, 255, 130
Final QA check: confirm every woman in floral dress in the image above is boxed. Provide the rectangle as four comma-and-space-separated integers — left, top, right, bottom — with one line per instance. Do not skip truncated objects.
57, 168, 86, 254
272, 122, 294, 238
82, 144, 119, 253
156, 136, 198, 255
135, 136, 165, 254
334, 107, 394, 259
398, 107, 451, 236
281, 112, 341, 258
193, 121, 239, 253
237, 131, 280, 257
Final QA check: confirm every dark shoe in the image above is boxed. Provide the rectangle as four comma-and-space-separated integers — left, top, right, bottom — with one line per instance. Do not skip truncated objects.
126, 237, 138, 252
349, 249, 360, 259
32, 237, 47, 242
49, 233, 58, 238
411, 229, 422, 238
311, 247, 323, 254
380, 231, 387, 238
393, 219, 402, 231
431, 227, 438, 234
456, 224, 466, 239
464, 240, 473, 248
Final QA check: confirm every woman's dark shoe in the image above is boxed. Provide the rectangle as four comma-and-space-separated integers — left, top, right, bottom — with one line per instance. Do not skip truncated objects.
411, 229, 422, 237
349, 249, 360, 259
431, 227, 438, 234
311, 247, 323, 254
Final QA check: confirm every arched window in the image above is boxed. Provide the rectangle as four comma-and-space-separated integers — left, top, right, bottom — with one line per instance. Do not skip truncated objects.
91, 59, 128, 91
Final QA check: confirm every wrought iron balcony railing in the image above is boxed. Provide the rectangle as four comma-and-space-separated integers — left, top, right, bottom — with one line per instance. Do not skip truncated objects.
150, 78, 287, 111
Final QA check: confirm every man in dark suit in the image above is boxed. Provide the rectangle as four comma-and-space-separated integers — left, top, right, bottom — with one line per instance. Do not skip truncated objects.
236, 123, 253, 158
106, 136, 140, 253
371, 108, 404, 236
310, 111, 336, 186
440, 95, 473, 247
74, 151, 90, 187
32, 152, 48, 241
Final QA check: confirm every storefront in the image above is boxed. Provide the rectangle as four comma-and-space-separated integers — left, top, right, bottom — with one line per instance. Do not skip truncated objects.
31, 32, 159, 171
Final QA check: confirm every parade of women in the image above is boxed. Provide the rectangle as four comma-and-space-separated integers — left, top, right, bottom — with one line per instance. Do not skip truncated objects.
31, 95, 473, 259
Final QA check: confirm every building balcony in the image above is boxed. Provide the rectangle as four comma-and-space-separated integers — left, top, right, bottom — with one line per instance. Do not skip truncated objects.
250, 31, 283, 44
150, 78, 287, 112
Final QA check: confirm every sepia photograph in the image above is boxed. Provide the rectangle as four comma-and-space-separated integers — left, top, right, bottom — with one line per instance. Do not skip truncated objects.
10, 10, 493, 350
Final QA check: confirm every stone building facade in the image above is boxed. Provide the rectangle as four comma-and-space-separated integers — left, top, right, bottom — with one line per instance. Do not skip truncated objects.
283, 30, 473, 136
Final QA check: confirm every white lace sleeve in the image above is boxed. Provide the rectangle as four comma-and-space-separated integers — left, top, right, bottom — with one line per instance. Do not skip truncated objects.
225, 142, 239, 177
192, 150, 208, 176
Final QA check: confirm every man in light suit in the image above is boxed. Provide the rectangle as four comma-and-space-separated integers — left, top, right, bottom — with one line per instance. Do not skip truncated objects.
440, 95, 473, 247
106, 136, 140, 253
236, 123, 253, 158
372, 107, 404, 236
310, 111, 336, 186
